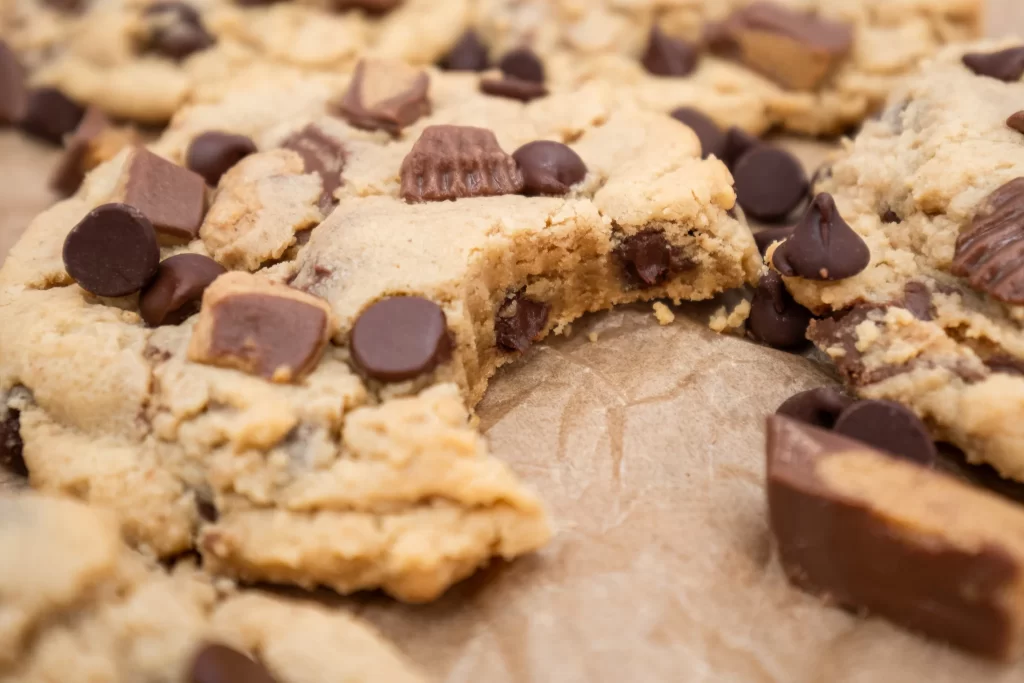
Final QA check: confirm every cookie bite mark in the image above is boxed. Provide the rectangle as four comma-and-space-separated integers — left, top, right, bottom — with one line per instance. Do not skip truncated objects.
335, 60, 430, 137
400, 126, 525, 202
188, 272, 334, 383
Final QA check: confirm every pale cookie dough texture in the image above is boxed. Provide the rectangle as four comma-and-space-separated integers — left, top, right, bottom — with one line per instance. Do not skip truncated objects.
0, 0, 983, 132
773, 40, 1024, 483
0, 493, 425, 683
0, 69, 759, 600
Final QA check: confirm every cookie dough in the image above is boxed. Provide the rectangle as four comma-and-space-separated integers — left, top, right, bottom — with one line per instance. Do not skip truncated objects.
0, 492, 425, 682
0, 67, 759, 601
0, 0, 983, 132
768, 40, 1024, 481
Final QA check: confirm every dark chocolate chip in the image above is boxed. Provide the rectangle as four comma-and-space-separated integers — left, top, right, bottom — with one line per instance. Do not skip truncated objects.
186, 131, 258, 186
962, 47, 1024, 82
952, 177, 1024, 303
670, 107, 725, 160
333, 0, 402, 13
613, 229, 689, 289
1008, 111, 1024, 135
985, 355, 1024, 377
495, 293, 549, 353
440, 30, 490, 72
190, 643, 278, 683
336, 60, 431, 136
641, 25, 698, 77
123, 148, 207, 245
49, 107, 109, 197
144, 2, 216, 61
196, 495, 219, 523
62, 203, 160, 297
18, 88, 85, 144
0, 41, 27, 125
350, 296, 450, 382
747, 270, 812, 350
773, 193, 870, 281
754, 226, 795, 257
281, 124, 347, 209
834, 399, 937, 466
881, 209, 902, 224
732, 146, 809, 222
512, 140, 587, 195
139, 253, 226, 327
498, 47, 544, 83
902, 281, 932, 321
400, 125, 524, 202
479, 76, 548, 102
722, 126, 761, 169
0, 407, 26, 478
775, 387, 855, 430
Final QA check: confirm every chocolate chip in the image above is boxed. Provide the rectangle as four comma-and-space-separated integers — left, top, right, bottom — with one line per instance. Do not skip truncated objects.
333, 0, 402, 13
495, 293, 549, 352
1008, 111, 1024, 135
614, 229, 689, 289
773, 193, 870, 281
479, 76, 548, 102
49, 107, 110, 197
0, 41, 27, 125
754, 226, 794, 257
722, 126, 760, 169
41, 0, 82, 10
902, 281, 932, 321
18, 88, 84, 144
196, 496, 219, 523
705, 3, 853, 90
186, 131, 257, 186
281, 125, 347, 209
400, 125, 524, 202
670, 107, 725, 160
143, 2, 215, 61
439, 30, 489, 72
336, 60, 430, 136
62, 203, 160, 297
776, 387, 855, 430
881, 209, 902, 224
190, 644, 278, 683
984, 355, 1024, 377
512, 140, 587, 195
350, 296, 450, 382
962, 47, 1024, 82
834, 399, 937, 466
732, 146, 808, 222
122, 148, 207, 245
952, 178, 1024, 303
498, 48, 544, 83
641, 26, 698, 77
0, 407, 26, 478
139, 253, 226, 326
748, 270, 812, 350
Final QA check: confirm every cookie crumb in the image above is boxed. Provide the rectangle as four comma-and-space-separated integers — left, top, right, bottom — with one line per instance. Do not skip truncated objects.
709, 299, 752, 334
653, 301, 675, 326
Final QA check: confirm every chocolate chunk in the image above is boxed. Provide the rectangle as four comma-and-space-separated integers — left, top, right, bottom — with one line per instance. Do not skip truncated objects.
767, 414, 1024, 661
833, 400, 938, 466
776, 387, 855, 430
479, 76, 548, 102
495, 293, 549, 352
748, 271, 812, 350
722, 126, 761, 169
41, 0, 82, 11
952, 178, 1024, 303
188, 273, 332, 382
350, 296, 450, 382
400, 125, 524, 202
143, 2, 215, 61
336, 60, 430, 136
641, 26, 698, 77
49, 107, 110, 197
512, 140, 587, 195
0, 41, 27, 125
613, 229, 690, 289
281, 124, 347, 208
190, 643, 278, 683
0, 407, 26, 478
962, 46, 1024, 82
881, 209, 902, 224
902, 281, 932, 321
186, 131, 257, 186
670, 107, 725, 160
62, 203, 160, 297
985, 355, 1024, 377
773, 193, 870, 281
121, 148, 206, 245
18, 88, 85, 144
732, 146, 808, 222
754, 226, 794, 257
1008, 111, 1024, 135
333, 0, 402, 13
498, 47, 544, 83
440, 30, 490, 72
139, 253, 226, 326
706, 2, 853, 90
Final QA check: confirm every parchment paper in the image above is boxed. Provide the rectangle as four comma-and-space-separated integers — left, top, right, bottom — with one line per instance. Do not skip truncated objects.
3, 6, 1024, 679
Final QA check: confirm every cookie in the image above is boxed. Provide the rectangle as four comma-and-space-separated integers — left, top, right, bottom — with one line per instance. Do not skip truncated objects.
0, 67, 759, 601
766, 40, 1024, 482
0, 493, 425, 682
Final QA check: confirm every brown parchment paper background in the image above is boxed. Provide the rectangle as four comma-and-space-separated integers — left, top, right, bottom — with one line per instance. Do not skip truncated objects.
4, 5, 1024, 680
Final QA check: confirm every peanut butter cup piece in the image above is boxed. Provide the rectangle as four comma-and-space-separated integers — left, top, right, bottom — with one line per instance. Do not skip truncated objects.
336, 60, 430, 136
773, 193, 869, 281
119, 147, 207, 245
62, 203, 160, 297
952, 178, 1024, 303
350, 296, 450, 382
400, 125, 524, 202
